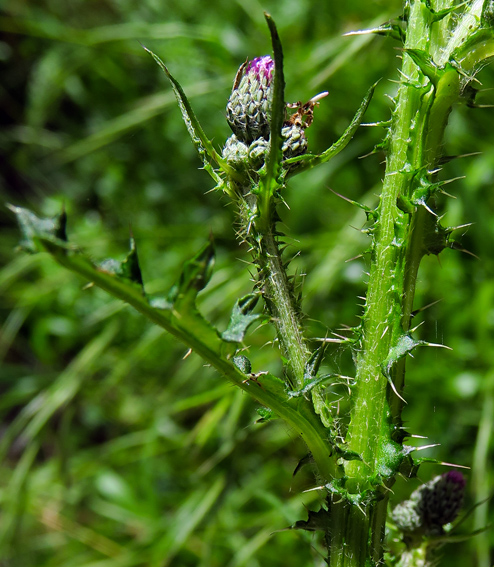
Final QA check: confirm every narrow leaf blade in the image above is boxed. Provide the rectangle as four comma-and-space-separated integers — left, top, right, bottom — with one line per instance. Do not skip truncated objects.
284, 82, 377, 176
262, 13, 285, 195
142, 45, 239, 182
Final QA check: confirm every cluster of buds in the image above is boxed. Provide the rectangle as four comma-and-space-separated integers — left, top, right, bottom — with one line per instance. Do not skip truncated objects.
223, 55, 327, 172
392, 471, 466, 540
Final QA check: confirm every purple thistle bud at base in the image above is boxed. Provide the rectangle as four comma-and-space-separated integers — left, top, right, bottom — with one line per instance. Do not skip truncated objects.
422, 471, 465, 534
392, 471, 466, 541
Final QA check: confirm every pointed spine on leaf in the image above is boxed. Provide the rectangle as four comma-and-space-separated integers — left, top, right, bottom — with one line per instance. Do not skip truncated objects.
343, 21, 406, 42
99, 237, 144, 290
222, 293, 263, 343
168, 240, 215, 307
9, 204, 67, 253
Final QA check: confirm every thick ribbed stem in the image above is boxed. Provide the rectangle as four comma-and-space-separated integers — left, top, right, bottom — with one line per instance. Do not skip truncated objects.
329, 2, 472, 564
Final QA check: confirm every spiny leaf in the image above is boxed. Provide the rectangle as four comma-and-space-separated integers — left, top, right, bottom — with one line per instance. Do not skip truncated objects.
421, 213, 453, 256
382, 334, 425, 379
304, 343, 327, 382
293, 453, 313, 476
424, 0, 469, 23
330, 188, 379, 222
290, 508, 331, 532
375, 438, 410, 479
8, 212, 340, 471
9, 204, 67, 253
168, 240, 215, 307
142, 45, 241, 183
99, 237, 143, 289
403, 48, 443, 85
287, 374, 334, 399
253, 372, 286, 397
283, 82, 377, 177
333, 444, 363, 463
222, 293, 263, 343
262, 12, 285, 198
451, 28, 494, 73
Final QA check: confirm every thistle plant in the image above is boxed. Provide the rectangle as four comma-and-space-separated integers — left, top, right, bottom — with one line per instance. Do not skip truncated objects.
9, 2, 494, 566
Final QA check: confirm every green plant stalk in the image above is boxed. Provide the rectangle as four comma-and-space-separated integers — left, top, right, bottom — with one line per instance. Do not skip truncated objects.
259, 221, 310, 387
249, 183, 310, 387
332, 1, 472, 564
253, 15, 311, 392
235, 182, 312, 391
345, 0, 430, 483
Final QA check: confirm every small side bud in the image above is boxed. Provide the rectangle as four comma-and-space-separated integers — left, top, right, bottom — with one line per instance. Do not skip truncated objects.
482, 0, 494, 26
391, 498, 423, 534
421, 471, 465, 534
392, 471, 466, 542
222, 134, 249, 169
281, 124, 308, 159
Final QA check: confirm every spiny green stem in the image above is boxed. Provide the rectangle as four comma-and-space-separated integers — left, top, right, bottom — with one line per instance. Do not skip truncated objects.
329, 503, 370, 567
335, 2, 477, 565
345, 0, 430, 487
238, 194, 310, 389
332, 4, 434, 565
259, 225, 310, 387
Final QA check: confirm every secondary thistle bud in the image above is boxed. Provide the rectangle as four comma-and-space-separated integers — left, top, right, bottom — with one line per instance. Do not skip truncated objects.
281, 124, 308, 159
226, 56, 274, 144
392, 471, 466, 540
421, 471, 465, 533
222, 134, 249, 169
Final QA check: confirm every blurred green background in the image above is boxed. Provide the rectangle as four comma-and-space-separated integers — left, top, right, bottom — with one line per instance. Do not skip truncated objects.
1, 0, 493, 565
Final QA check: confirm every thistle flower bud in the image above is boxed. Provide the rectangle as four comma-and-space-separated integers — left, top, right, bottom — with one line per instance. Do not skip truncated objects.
281, 124, 308, 160
421, 471, 465, 534
392, 472, 466, 539
222, 134, 249, 169
226, 56, 274, 144
248, 137, 270, 169
391, 498, 423, 534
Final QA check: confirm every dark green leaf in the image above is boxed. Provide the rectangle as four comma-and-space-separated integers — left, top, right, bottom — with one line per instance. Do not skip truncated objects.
99, 237, 143, 288
168, 240, 215, 307
262, 13, 285, 196
222, 293, 263, 343
290, 508, 331, 532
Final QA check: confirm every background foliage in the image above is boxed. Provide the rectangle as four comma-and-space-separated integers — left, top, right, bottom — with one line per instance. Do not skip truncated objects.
1, 0, 493, 565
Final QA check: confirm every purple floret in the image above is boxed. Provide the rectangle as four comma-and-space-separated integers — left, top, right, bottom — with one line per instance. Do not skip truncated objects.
246, 56, 274, 80
443, 470, 466, 488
